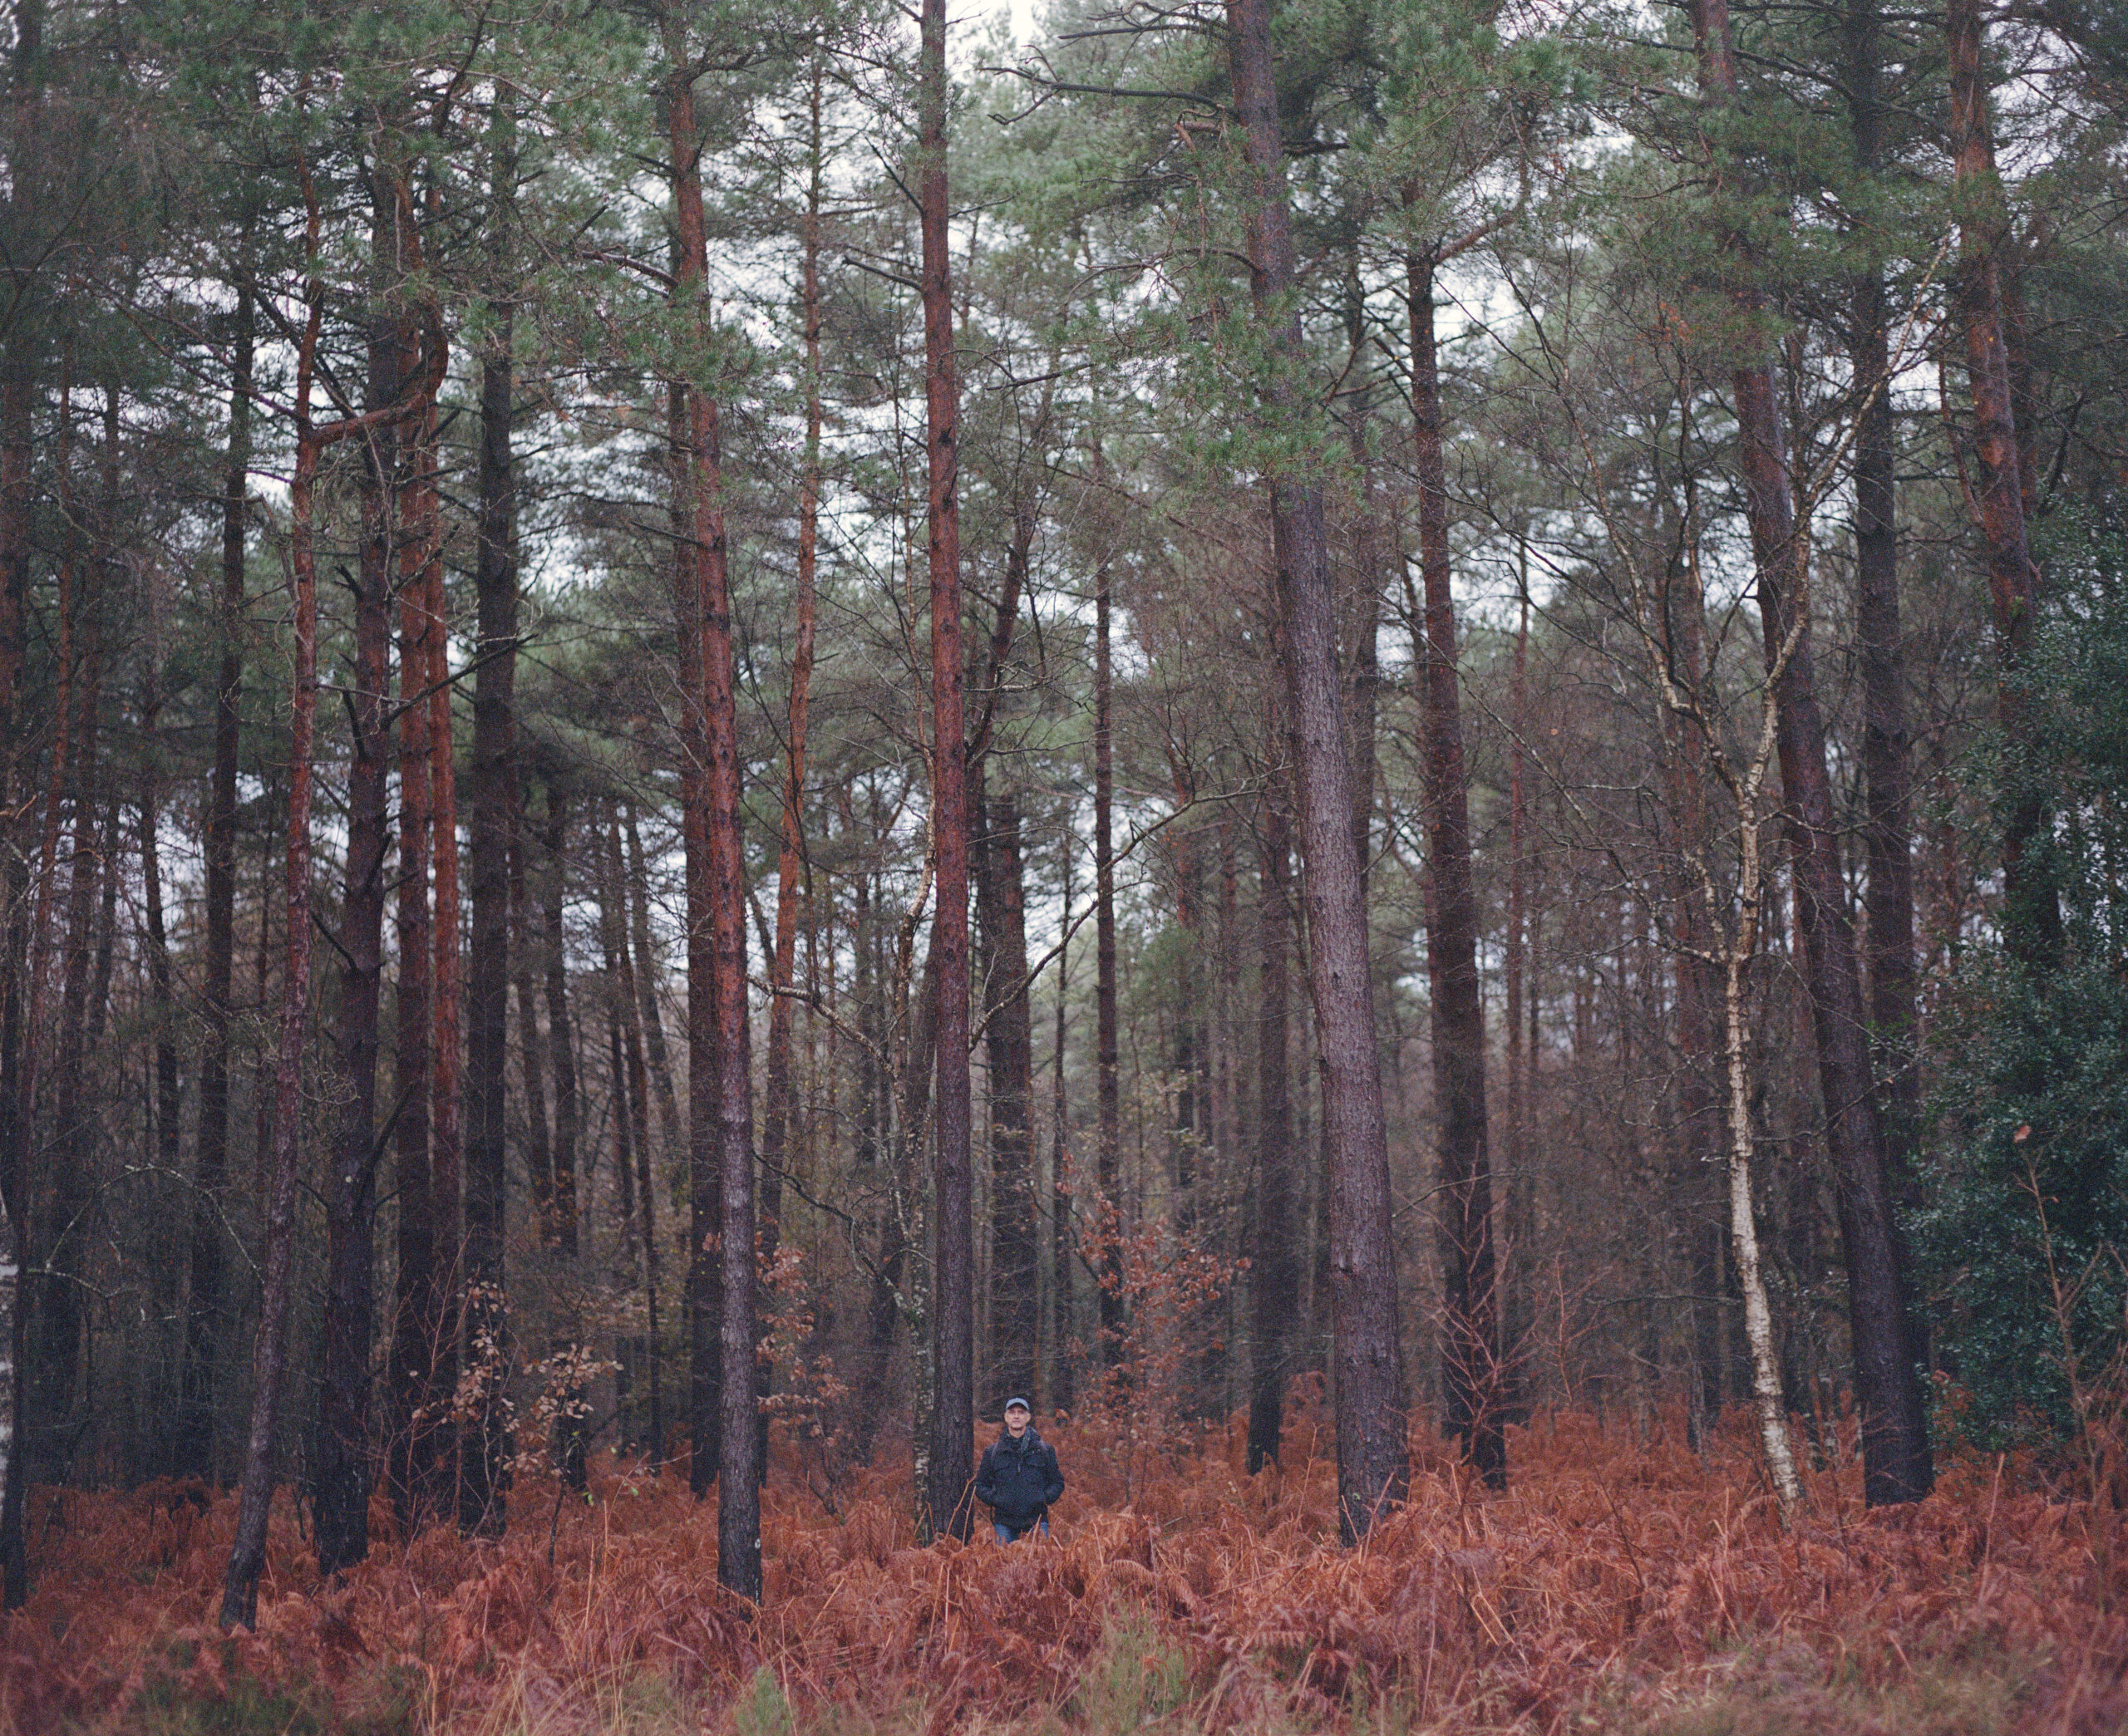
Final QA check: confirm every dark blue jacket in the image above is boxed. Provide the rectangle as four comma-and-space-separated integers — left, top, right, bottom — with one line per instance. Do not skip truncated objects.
973, 1424, 1063, 1528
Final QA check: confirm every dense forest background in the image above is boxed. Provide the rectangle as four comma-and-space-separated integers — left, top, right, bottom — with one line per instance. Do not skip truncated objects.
0, 0, 2125, 1650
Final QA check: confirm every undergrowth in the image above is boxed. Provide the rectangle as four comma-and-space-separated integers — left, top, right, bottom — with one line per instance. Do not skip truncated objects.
7, 1404, 2124, 1734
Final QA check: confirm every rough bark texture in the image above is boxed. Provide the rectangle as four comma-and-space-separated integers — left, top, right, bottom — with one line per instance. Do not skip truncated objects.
1408, 256, 1505, 1489
1225, 0, 1409, 1540
1689, 0, 1932, 1507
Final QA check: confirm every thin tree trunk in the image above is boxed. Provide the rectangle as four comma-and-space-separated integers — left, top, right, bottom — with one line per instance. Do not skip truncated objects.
978, 781, 1037, 1408
222, 196, 413, 1619
761, 42, 826, 1332
41, 506, 104, 1471
462, 91, 519, 1531
624, 805, 681, 1143
919, 0, 973, 1547
1503, 574, 1532, 1422
541, 784, 579, 1260
1407, 253, 1504, 1489
387, 427, 438, 1535
1093, 556, 1124, 1370
1247, 786, 1295, 1474
223, 383, 322, 1630
1225, 0, 1408, 1537
1948, 0, 2052, 966
604, 806, 663, 1466
181, 275, 250, 1487
1048, 832, 1074, 1417
1688, 0, 1931, 1507
510, 813, 554, 1242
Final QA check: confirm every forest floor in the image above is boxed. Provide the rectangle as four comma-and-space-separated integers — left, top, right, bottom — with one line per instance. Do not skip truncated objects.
3, 1402, 2121, 1736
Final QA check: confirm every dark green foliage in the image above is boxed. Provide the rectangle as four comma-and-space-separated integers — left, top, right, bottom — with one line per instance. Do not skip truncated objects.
1921, 516, 2128, 1444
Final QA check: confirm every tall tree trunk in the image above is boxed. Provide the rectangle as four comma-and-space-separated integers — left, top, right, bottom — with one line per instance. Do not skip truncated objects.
919, 0, 974, 1547
1688, 0, 1932, 1507
1047, 832, 1074, 1417
387, 433, 438, 1535
224, 219, 347, 1622
181, 276, 251, 1487
1247, 786, 1295, 1474
1948, 0, 2052, 966
663, 18, 760, 1591
1653, 524, 1727, 1443
223, 426, 321, 1627
1846, 0, 1923, 1355
1225, 0, 1409, 1538
40, 495, 103, 1477
317, 147, 432, 1577
761, 43, 825, 1327
1407, 254, 1504, 1489
462, 92, 519, 1531
661, 71, 724, 1502
1093, 556, 1124, 1370
977, 781, 1037, 1408
139, 715, 183, 1334
1503, 575, 1532, 1420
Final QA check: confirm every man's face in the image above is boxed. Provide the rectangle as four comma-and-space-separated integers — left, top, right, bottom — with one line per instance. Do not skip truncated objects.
1005, 1404, 1031, 1438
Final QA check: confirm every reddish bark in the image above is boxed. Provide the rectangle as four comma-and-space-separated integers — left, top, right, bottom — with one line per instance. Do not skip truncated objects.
317, 150, 444, 1577
225, 189, 437, 1623
1948, 0, 2053, 964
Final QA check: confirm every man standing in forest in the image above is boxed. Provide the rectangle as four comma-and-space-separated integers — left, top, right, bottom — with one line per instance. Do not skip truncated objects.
973, 1398, 1062, 1542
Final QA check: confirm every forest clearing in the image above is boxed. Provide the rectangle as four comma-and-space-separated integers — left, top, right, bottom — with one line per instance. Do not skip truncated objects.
6, 1404, 2124, 1735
